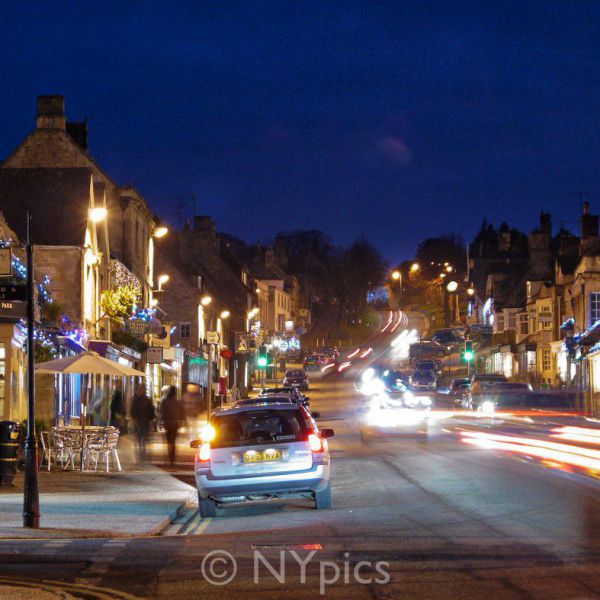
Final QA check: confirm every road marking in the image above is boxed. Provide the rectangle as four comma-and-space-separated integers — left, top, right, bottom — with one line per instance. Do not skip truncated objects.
194, 516, 212, 535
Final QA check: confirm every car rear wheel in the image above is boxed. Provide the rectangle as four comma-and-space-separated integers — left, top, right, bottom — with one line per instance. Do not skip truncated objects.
199, 494, 217, 518
314, 482, 332, 510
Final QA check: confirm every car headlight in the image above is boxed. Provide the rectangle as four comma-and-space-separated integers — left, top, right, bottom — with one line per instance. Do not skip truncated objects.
480, 400, 495, 414
419, 396, 432, 406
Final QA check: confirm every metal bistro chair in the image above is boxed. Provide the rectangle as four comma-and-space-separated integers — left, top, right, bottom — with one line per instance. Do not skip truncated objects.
56, 428, 84, 470
40, 431, 62, 471
86, 428, 122, 473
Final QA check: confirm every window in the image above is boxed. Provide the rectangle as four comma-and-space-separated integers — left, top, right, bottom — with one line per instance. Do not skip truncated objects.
591, 292, 600, 326
496, 314, 505, 332
179, 322, 191, 339
542, 347, 551, 371
508, 313, 516, 330
519, 314, 528, 336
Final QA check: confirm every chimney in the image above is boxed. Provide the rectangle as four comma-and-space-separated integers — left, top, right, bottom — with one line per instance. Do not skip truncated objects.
581, 203, 599, 238
66, 118, 88, 149
539, 212, 552, 235
36, 95, 66, 130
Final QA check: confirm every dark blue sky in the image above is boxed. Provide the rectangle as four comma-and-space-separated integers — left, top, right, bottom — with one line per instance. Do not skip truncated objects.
2, 1, 600, 263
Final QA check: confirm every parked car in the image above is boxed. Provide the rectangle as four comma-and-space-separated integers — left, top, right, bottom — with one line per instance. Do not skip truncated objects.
449, 377, 471, 395
192, 403, 334, 516
283, 368, 309, 390
260, 386, 311, 408
410, 370, 437, 391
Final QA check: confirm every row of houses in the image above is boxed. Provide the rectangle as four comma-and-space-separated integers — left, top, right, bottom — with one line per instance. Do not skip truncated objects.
0, 95, 310, 427
469, 204, 600, 414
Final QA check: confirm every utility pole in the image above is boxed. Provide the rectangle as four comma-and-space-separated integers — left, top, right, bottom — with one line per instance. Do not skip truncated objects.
23, 212, 40, 528
206, 342, 213, 421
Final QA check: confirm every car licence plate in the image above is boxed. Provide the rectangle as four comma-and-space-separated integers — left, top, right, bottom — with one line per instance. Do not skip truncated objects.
242, 449, 282, 463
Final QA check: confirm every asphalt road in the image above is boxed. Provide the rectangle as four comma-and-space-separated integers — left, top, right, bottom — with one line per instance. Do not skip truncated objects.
2, 315, 600, 598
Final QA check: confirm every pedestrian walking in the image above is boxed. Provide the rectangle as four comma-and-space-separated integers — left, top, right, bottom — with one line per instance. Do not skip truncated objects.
131, 383, 155, 462
109, 381, 125, 432
159, 386, 183, 465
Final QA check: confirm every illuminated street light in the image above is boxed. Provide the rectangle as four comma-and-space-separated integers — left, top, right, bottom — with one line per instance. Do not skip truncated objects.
446, 280, 458, 292
247, 307, 259, 319
467, 287, 475, 296
440, 273, 446, 279
444, 262, 449, 267
154, 225, 168, 238
445, 265, 453, 273
200, 295, 212, 307
89, 207, 107, 223
410, 263, 420, 272
220, 310, 231, 319
391, 270, 401, 281
150, 298, 159, 307
157, 274, 170, 287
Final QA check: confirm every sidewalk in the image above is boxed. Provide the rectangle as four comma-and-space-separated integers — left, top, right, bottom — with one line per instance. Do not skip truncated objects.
0, 436, 196, 539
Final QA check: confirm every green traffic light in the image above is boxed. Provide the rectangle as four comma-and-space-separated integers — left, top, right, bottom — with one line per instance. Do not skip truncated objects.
464, 351, 474, 361
257, 356, 268, 367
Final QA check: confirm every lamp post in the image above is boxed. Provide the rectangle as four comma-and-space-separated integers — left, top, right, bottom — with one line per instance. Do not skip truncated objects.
23, 211, 39, 528
391, 270, 402, 309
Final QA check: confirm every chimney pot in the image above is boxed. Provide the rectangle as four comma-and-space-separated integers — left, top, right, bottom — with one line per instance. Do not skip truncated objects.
36, 95, 66, 130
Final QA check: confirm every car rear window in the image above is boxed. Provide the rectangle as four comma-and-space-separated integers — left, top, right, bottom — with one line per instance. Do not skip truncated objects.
211, 409, 311, 448
287, 370, 305, 377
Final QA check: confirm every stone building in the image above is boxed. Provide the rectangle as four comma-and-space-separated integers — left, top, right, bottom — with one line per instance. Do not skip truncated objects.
156, 217, 258, 396
0, 95, 161, 423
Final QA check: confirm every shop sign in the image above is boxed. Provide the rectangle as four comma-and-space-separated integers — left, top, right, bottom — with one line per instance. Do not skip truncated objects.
0, 248, 12, 277
0, 300, 26, 319
207, 331, 220, 344
146, 346, 163, 364
126, 319, 152, 336
235, 332, 249, 353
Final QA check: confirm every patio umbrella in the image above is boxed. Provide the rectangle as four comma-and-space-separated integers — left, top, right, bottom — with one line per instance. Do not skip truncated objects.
36, 350, 145, 377
36, 351, 145, 469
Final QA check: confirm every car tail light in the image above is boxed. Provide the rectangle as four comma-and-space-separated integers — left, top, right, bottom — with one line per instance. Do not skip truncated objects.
197, 442, 211, 462
308, 433, 323, 452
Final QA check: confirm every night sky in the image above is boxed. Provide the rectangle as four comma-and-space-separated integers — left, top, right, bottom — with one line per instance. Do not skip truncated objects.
2, 1, 600, 263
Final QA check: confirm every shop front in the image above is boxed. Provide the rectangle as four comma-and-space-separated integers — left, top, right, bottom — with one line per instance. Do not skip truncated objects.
0, 321, 26, 422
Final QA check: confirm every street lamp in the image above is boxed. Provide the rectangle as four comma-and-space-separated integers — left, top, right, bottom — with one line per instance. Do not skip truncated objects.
410, 263, 420, 272
445, 265, 453, 273
153, 225, 168, 238
446, 280, 458, 293
220, 310, 231, 319
157, 274, 169, 291
89, 207, 107, 223
201, 295, 212, 307
247, 307, 259, 319
467, 287, 475, 296
391, 270, 401, 281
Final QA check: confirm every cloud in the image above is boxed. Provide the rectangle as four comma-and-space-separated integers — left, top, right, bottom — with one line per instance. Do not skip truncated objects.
377, 136, 411, 165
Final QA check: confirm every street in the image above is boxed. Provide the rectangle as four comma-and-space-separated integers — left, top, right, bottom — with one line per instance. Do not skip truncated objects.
2, 318, 600, 599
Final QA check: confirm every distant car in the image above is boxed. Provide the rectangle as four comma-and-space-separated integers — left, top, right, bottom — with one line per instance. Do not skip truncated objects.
260, 387, 311, 408
449, 377, 471, 395
283, 369, 309, 390
470, 374, 508, 394
414, 360, 442, 375
472, 390, 576, 414
193, 403, 334, 516
304, 355, 325, 371
410, 370, 437, 391
237, 396, 293, 406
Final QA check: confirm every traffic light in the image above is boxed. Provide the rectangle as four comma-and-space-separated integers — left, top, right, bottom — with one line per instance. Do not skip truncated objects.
257, 344, 268, 368
463, 340, 474, 362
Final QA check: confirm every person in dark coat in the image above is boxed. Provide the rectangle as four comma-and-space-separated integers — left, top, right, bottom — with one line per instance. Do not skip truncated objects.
131, 383, 155, 462
109, 381, 125, 431
159, 386, 183, 465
